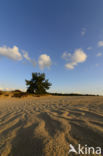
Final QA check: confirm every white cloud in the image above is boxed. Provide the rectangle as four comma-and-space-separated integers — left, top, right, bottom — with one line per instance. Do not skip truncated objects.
38, 54, 52, 69
81, 28, 86, 36
65, 62, 76, 69
0, 46, 22, 61
63, 48, 87, 69
22, 50, 36, 66
87, 46, 92, 50
0, 45, 37, 67
62, 51, 71, 61
96, 52, 102, 57
23, 51, 31, 61
98, 41, 103, 47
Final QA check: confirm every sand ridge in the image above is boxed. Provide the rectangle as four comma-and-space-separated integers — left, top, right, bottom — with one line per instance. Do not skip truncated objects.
0, 96, 103, 156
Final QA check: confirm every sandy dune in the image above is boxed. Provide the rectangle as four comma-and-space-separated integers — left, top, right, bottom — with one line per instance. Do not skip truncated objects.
0, 96, 103, 156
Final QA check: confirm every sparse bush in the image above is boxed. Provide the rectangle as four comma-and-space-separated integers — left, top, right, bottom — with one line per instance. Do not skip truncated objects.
12, 92, 28, 98
5, 94, 9, 96
12, 90, 22, 93
0, 91, 3, 95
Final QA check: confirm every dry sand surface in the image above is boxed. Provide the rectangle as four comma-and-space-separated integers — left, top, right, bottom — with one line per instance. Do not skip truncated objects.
0, 95, 103, 156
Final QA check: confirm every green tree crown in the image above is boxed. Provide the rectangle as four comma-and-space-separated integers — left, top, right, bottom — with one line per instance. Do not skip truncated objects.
25, 72, 52, 94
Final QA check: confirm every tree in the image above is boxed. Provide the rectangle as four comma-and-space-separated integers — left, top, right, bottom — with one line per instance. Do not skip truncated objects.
25, 72, 52, 94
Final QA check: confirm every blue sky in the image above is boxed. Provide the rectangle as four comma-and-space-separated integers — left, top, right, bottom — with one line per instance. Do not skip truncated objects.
0, 0, 103, 94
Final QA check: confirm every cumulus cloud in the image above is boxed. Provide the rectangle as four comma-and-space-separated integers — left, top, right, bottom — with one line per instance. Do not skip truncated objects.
22, 50, 36, 66
98, 41, 103, 47
81, 28, 86, 36
62, 48, 87, 69
96, 52, 102, 57
0, 45, 53, 69
0, 46, 22, 61
38, 54, 52, 69
65, 62, 77, 69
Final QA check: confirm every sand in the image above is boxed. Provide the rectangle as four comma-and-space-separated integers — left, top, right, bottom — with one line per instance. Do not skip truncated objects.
0, 95, 103, 156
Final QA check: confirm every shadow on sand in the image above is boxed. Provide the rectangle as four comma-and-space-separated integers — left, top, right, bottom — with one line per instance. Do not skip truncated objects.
8, 123, 44, 156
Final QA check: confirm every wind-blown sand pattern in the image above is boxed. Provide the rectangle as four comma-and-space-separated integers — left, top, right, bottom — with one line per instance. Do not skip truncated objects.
0, 96, 103, 156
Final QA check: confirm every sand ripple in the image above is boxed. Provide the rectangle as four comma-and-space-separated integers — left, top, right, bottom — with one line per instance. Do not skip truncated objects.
0, 96, 103, 156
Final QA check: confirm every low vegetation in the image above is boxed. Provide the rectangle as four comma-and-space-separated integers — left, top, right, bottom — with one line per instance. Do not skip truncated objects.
0, 91, 3, 95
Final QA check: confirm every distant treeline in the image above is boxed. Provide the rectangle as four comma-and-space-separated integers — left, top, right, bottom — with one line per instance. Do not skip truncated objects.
50, 93, 99, 96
